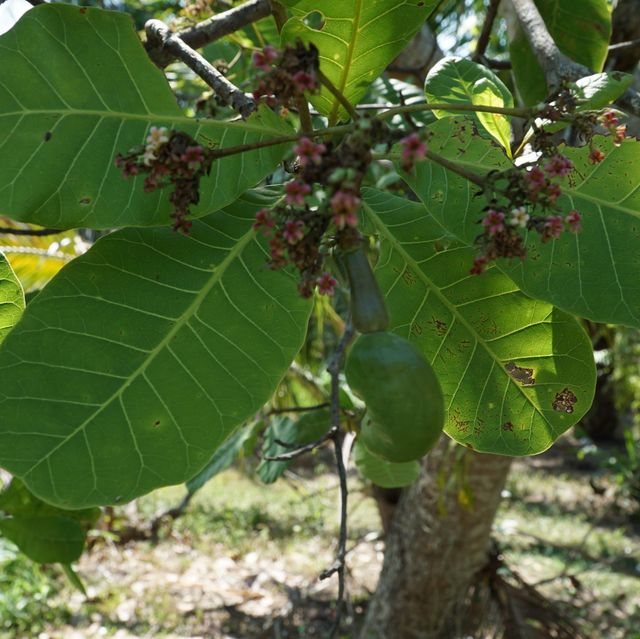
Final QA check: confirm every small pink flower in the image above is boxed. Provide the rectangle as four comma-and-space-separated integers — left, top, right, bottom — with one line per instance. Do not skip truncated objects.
470, 255, 489, 275
400, 133, 427, 161
525, 166, 547, 189
565, 210, 582, 233
614, 125, 627, 145
316, 272, 338, 295
283, 219, 305, 244
589, 148, 605, 164
181, 145, 205, 170
292, 70, 318, 92
543, 154, 573, 178
294, 137, 326, 167
481, 209, 505, 236
601, 111, 619, 127
546, 183, 562, 204
252, 45, 279, 71
252, 208, 275, 234
330, 189, 361, 229
541, 215, 564, 242
269, 237, 287, 268
285, 180, 311, 206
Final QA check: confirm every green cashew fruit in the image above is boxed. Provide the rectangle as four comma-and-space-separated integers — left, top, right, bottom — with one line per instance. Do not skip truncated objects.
342, 245, 389, 334
345, 331, 445, 462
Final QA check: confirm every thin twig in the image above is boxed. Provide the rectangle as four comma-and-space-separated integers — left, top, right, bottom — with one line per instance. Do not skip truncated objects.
607, 37, 640, 53
262, 429, 335, 461
377, 101, 536, 121
321, 321, 355, 638
145, 0, 272, 68
473, 0, 501, 62
145, 20, 255, 118
317, 70, 360, 122
268, 402, 331, 415
0, 227, 62, 236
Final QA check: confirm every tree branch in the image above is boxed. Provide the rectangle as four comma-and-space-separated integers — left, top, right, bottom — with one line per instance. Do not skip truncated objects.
0, 226, 62, 236
473, 0, 502, 63
145, 20, 255, 118
145, 0, 272, 68
509, 0, 590, 89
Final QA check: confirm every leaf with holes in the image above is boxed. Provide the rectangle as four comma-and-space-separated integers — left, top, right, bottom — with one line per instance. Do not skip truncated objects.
509, 0, 611, 104
362, 188, 595, 456
280, 0, 437, 122
424, 56, 513, 154
0, 190, 311, 508
402, 118, 640, 329
0, 4, 293, 230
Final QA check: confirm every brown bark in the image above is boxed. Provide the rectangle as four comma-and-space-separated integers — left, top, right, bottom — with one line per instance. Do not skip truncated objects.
360, 438, 512, 639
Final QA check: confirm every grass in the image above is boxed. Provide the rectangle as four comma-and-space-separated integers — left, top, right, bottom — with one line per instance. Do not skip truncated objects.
1, 448, 638, 638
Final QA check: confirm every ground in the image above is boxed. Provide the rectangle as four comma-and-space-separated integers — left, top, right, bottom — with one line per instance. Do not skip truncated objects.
1, 440, 639, 639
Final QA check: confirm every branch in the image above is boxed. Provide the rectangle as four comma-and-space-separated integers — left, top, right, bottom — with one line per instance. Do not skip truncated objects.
262, 428, 335, 461
145, 20, 255, 118
317, 70, 360, 122
145, 0, 272, 68
321, 321, 355, 638
268, 402, 331, 415
473, 0, 502, 63
0, 227, 62, 236
377, 101, 535, 122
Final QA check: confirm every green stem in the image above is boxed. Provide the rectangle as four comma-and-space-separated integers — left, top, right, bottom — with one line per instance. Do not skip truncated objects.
318, 70, 360, 122
377, 102, 537, 121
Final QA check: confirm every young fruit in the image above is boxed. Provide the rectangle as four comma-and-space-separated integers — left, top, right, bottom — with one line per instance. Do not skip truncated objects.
345, 331, 445, 462
341, 245, 389, 334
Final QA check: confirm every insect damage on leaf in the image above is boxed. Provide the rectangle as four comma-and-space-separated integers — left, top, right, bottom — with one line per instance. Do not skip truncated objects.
552, 388, 578, 413
505, 361, 535, 386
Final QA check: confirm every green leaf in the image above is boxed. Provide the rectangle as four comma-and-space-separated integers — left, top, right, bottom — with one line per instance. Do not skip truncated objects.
280, 0, 437, 122
404, 118, 640, 329
0, 515, 85, 563
61, 563, 87, 595
424, 56, 513, 153
0, 4, 293, 229
571, 72, 634, 111
0, 254, 24, 342
353, 440, 420, 488
185, 422, 257, 495
362, 188, 596, 456
257, 409, 330, 483
509, 0, 612, 104
0, 190, 312, 508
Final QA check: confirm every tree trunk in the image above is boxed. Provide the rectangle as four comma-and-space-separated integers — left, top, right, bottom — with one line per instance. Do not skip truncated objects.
360, 438, 512, 639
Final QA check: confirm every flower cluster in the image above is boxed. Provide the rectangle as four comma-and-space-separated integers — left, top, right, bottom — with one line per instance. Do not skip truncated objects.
399, 132, 428, 172
252, 118, 394, 297
471, 149, 583, 274
251, 41, 320, 110
115, 128, 212, 233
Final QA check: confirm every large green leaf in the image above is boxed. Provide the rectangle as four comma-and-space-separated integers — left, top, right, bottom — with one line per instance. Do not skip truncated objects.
0, 515, 85, 563
0, 191, 312, 508
509, 0, 611, 105
403, 118, 640, 329
0, 4, 293, 229
362, 188, 595, 456
280, 0, 437, 122
0, 253, 24, 341
424, 56, 513, 153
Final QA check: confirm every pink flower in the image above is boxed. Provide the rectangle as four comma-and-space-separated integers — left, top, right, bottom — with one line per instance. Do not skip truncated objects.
546, 183, 562, 204
543, 154, 573, 178
525, 166, 547, 189
283, 219, 305, 244
316, 272, 338, 295
252, 45, 279, 71
400, 133, 427, 161
294, 137, 326, 167
292, 71, 318, 92
252, 208, 275, 234
589, 148, 605, 164
541, 215, 564, 242
181, 145, 205, 170
601, 111, 619, 127
330, 189, 361, 229
470, 255, 489, 275
285, 180, 311, 206
269, 237, 287, 268
565, 210, 582, 233
481, 209, 505, 236
614, 125, 627, 146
